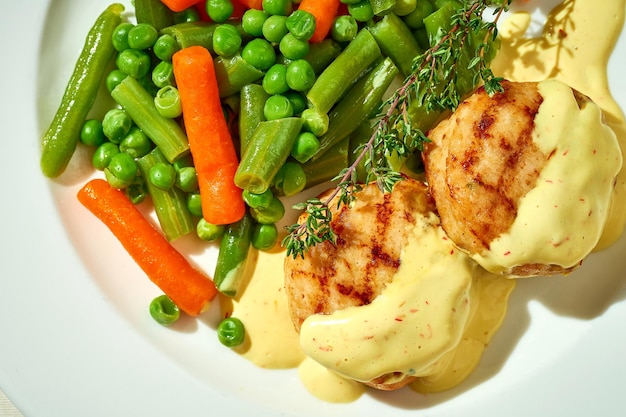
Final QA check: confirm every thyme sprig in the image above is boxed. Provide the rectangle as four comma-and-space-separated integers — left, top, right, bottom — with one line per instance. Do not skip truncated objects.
284, 0, 512, 259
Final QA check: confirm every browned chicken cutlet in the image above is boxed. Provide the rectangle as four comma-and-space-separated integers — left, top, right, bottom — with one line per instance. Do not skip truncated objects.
284, 178, 436, 390
422, 80, 592, 277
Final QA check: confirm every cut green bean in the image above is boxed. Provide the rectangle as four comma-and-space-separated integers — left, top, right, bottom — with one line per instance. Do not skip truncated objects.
161, 21, 219, 52
111, 76, 189, 163
214, 53, 265, 98
135, 0, 174, 30
314, 57, 398, 160
371, 0, 397, 16
214, 212, 254, 297
137, 148, 195, 241
306, 28, 381, 114
301, 136, 349, 188
40, 3, 124, 178
304, 39, 342, 75
239, 84, 269, 156
235, 117, 303, 194
370, 13, 423, 77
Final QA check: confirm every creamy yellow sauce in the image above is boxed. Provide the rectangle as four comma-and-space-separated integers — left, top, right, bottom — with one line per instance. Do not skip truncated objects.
221, 0, 625, 404
492, 0, 626, 250
473, 79, 622, 274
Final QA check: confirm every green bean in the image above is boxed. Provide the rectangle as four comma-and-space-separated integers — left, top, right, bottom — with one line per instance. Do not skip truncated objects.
235, 117, 303, 194
403, 0, 434, 29
40, 3, 124, 178
239, 84, 269, 156
314, 57, 398, 160
394, 0, 416, 16
347, 118, 374, 183
217, 317, 246, 347
161, 21, 219, 52
303, 39, 342, 75
149, 295, 180, 326
134, 0, 174, 30
214, 53, 265, 98
111, 76, 190, 163
371, 0, 397, 16
137, 148, 195, 241
370, 13, 422, 77
306, 28, 381, 114
214, 212, 254, 297
301, 136, 349, 188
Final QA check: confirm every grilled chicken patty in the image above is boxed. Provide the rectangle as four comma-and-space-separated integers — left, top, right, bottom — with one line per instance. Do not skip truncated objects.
284, 178, 436, 390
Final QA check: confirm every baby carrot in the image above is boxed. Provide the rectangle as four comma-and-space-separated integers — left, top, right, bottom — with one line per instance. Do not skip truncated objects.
297, 0, 341, 42
77, 179, 217, 316
172, 45, 246, 225
160, 0, 199, 12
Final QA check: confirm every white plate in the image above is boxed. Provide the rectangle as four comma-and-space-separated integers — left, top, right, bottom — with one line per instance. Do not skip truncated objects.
1, 1, 625, 416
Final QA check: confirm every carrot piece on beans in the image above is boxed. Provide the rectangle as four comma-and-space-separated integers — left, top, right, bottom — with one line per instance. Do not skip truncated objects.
77, 179, 218, 316
160, 0, 199, 12
297, 0, 341, 42
172, 45, 246, 225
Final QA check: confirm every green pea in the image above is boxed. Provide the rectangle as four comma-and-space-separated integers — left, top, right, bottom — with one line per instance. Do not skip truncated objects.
105, 152, 137, 189
285, 59, 315, 92
196, 218, 226, 241
242, 188, 274, 210
241, 38, 276, 70
262, 15, 288, 43
331, 15, 358, 42
250, 196, 285, 224
263, 94, 293, 120
127, 23, 158, 50
217, 317, 245, 347
213, 23, 242, 57
80, 119, 105, 147
106, 69, 128, 93
154, 86, 182, 119
284, 90, 306, 114
149, 162, 176, 190
119, 126, 153, 158
286, 9, 316, 41
111, 22, 133, 52
279, 33, 309, 60
242, 9, 269, 37
394, 0, 417, 16
251, 223, 278, 250
206, 0, 234, 23
149, 295, 180, 326
102, 108, 133, 144
273, 161, 306, 196
348, 0, 375, 22
153, 34, 180, 61
176, 166, 199, 192
116, 48, 152, 79
291, 131, 320, 163
262, 0, 293, 16
262, 64, 289, 95
187, 192, 203, 217
403, 0, 434, 29
92, 142, 120, 170
301, 108, 329, 136
152, 61, 176, 89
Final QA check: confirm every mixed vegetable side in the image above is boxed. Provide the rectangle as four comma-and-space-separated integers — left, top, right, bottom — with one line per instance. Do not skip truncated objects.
40, 0, 498, 347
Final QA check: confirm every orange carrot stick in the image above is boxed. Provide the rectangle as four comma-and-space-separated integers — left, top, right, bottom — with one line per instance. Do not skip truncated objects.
298, 0, 341, 43
77, 179, 218, 316
160, 0, 199, 12
172, 46, 246, 225
236, 0, 263, 10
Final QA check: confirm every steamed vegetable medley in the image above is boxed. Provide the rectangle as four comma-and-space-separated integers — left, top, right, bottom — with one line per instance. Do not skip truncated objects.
40, 0, 500, 346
